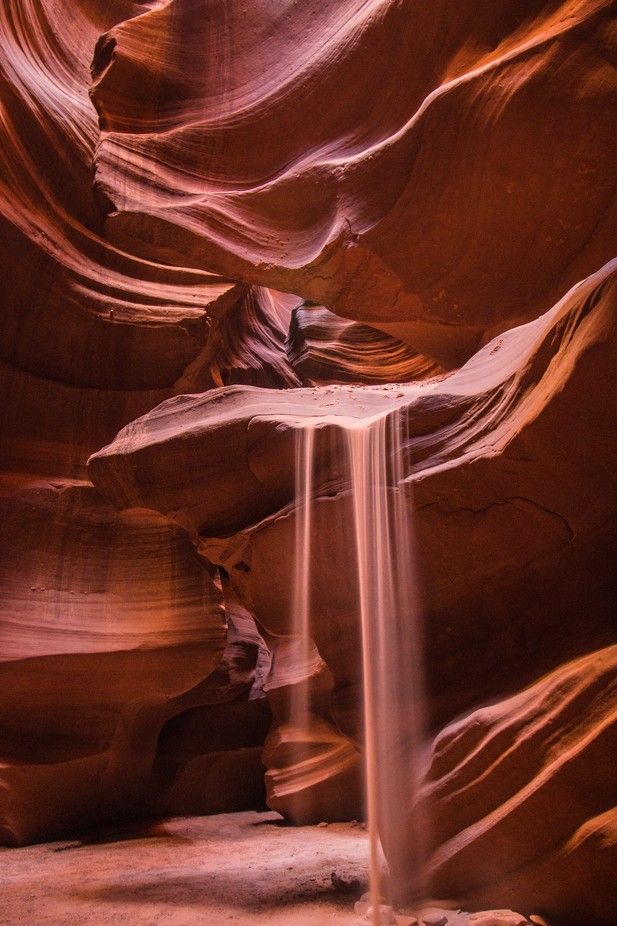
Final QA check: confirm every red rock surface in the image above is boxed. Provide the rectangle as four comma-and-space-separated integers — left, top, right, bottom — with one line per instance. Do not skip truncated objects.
89, 261, 617, 919
91, 0, 617, 364
1, 1, 616, 923
0, 0, 272, 847
0, 480, 272, 846
422, 646, 617, 925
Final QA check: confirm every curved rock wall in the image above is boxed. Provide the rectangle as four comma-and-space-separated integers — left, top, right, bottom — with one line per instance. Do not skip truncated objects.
91, 0, 617, 363
88, 261, 617, 921
0, 0, 272, 846
422, 645, 617, 925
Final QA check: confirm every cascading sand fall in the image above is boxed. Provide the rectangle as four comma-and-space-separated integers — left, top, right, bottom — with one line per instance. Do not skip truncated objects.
292, 407, 427, 923
292, 424, 315, 727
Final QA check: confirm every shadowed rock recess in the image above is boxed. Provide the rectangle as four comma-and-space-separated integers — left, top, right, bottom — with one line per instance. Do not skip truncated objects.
1, 1, 616, 924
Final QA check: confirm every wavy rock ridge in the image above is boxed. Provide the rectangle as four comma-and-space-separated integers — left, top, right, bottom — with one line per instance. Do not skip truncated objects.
92, 0, 617, 363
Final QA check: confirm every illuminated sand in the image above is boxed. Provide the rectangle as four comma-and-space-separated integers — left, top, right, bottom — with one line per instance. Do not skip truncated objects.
0, 812, 369, 926
0, 811, 522, 926
287, 412, 427, 919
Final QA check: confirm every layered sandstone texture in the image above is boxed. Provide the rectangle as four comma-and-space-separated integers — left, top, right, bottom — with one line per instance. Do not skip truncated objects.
88, 262, 617, 925
1, 1, 616, 925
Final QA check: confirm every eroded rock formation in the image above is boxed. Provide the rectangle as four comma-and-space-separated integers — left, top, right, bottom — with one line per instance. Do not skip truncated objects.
0, 0, 272, 846
88, 259, 617, 852
1, 1, 616, 923
91, 0, 617, 364
422, 645, 617, 925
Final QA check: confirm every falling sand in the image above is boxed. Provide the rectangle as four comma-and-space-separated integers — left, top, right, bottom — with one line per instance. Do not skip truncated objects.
291, 407, 428, 924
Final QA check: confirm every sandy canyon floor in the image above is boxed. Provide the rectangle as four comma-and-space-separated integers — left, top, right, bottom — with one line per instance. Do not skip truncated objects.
1, 811, 370, 926
0, 811, 476, 926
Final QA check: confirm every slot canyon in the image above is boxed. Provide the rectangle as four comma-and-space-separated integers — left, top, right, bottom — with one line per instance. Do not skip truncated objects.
1, 2, 616, 925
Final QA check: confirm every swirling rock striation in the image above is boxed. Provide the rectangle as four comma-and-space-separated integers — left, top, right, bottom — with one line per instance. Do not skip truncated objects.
0, 1, 288, 845
422, 645, 617, 926
0, 0, 244, 392
0, 479, 272, 846
92, 0, 617, 364
287, 303, 442, 386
